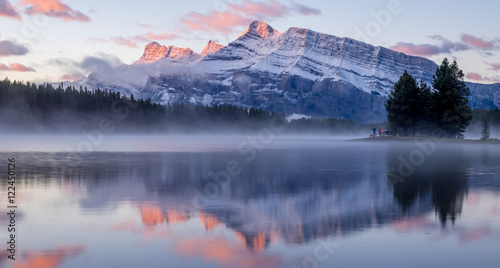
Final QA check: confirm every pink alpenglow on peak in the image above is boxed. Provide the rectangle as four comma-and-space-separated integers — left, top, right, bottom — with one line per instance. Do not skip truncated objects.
237, 20, 280, 40
201, 40, 225, 57
135, 42, 199, 64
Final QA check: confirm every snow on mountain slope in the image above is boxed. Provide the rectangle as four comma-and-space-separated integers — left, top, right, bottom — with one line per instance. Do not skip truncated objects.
82, 21, 499, 123
201, 40, 225, 57
194, 21, 437, 96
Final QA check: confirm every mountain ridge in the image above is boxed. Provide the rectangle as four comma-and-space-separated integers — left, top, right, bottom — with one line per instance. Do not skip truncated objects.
82, 21, 500, 123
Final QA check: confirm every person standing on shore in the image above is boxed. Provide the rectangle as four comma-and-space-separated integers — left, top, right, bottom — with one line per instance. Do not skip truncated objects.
379, 128, 382, 136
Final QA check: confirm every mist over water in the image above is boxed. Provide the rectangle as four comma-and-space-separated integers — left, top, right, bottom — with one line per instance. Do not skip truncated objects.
1, 137, 499, 268
0, 133, 370, 152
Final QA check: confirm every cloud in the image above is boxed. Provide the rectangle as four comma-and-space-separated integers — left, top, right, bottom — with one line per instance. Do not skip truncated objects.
391, 34, 499, 57
0, 39, 29, 57
391, 42, 446, 57
78, 54, 122, 73
179, 0, 321, 35
180, 10, 250, 35
59, 73, 85, 81
111, 36, 139, 48
292, 2, 321, 15
19, 0, 90, 22
87, 37, 107, 43
466, 72, 500, 83
146, 32, 178, 40
48, 53, 122, 79
461, 34, 494, 49
486, 62, 500, 71
226, 0, 290, 18
107, 32, 178, 48
466, 72, 483, 81
0, 0, 21, 19
137, 23, 154, 29
0, 62, 35, 72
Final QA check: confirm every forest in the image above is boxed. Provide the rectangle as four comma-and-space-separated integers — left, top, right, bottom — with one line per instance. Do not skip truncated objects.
0, 78, 290, 132
1, 77, 498, 136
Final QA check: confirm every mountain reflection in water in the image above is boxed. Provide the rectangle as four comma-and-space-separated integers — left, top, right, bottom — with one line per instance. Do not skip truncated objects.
1, 141, 499, 268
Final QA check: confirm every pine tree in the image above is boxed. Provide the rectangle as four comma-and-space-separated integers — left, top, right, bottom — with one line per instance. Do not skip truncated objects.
481, 118, 490, 140
430, 58, 472, 138
386, 71, 431, 136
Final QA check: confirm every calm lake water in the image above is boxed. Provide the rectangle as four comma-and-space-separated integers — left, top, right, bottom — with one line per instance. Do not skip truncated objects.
1, 136, 500, 268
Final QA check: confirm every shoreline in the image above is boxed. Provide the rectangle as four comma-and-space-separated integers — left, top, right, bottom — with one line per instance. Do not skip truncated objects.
350, 136, 500, 144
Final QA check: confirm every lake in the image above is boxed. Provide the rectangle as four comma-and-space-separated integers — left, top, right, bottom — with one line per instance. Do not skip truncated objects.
1, 135, 499, 268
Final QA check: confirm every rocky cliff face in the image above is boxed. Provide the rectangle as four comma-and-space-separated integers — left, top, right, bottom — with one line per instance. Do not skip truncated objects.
200, 40, 225, 57
86, 21, 500, 123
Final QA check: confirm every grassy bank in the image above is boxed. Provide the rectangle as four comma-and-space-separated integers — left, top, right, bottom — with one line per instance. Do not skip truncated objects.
350, 136, 500, 144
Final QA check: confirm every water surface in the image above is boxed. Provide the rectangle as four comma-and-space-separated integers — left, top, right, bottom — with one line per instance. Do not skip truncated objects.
1, 137, 499, 268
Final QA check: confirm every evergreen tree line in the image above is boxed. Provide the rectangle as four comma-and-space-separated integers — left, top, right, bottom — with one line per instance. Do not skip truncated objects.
0, 79, 284, 132
470, 108, 500, 139
386, 59, 474, 138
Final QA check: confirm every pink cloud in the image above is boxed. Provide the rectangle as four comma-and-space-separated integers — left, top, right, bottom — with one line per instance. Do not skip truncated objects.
391, 42, 444, 57
19, 0, 90, 22
466, 72, 483, 81
59, 73, 85, 81
461, 34, 494, 49
466, 72, 500, 83
146, 32, 178, 40
486, 62, 500, 71
179, 0, 320, 35
137, 23, 154, 29
227, 0, 290, 19
0, 62, 35, 72
391, 33, 499, 58
180, 10, 250, 34
0, 0, 21, 19
111, 36, 139, 48
87, 37, 107, 43
104, 32, 178, 48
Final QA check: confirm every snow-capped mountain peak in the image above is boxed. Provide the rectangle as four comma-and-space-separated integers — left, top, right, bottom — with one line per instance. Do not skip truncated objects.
237, 20, 280, 40
135, 42, 200, 64
85, 21, 499, 123
201, 40, 225, 57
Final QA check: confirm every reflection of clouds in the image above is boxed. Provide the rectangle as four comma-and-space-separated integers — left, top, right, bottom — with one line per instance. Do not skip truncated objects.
109, 220, 173, 241
110, 220, 136, 232
391, 190, 500, 244
175, 236, 281, 268
459, 228, 491, 243
13, 245, 85, 268
392, 216, 437, 232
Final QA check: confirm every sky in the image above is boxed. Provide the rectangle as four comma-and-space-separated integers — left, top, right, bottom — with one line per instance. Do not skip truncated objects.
0, 0, 499, 84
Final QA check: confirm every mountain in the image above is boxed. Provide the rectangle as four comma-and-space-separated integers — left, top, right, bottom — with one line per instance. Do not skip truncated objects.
201, 40, 225, 57
85, 21, 500, 123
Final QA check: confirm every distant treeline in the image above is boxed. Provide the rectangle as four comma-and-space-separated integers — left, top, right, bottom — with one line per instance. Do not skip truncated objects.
0, 79, 288, 132
470, 108, 500, 138
471, 109, 500, 125
2, 78, 497, 134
